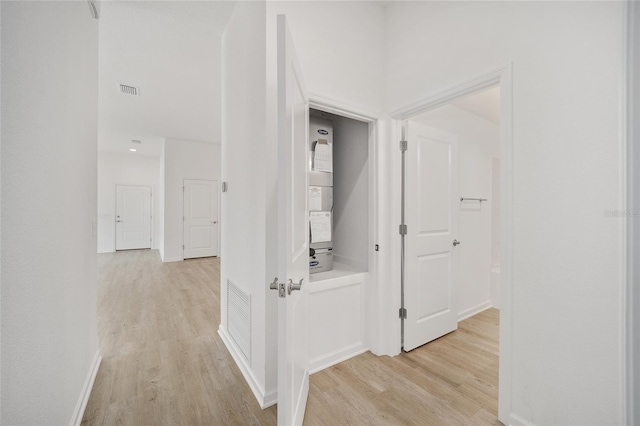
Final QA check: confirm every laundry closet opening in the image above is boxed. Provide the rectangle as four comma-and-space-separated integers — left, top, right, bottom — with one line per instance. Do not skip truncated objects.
306, 107, 373, 374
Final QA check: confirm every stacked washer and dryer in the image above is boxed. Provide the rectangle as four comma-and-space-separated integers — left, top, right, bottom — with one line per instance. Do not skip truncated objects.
308, 115, 334, 273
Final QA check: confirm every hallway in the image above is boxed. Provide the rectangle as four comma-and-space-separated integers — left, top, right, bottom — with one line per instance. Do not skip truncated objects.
83, 250, 499, 425
82, 251, 277, 425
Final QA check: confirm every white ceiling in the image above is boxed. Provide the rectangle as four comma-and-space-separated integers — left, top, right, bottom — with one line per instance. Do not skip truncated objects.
98, 1, 236, 157
450, 86, 500, 124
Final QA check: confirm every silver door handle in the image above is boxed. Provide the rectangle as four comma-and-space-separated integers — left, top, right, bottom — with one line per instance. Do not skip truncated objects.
288, 278, 303, 295
453, 239, 461, 246
269, 277, 278, 290
269, 277, 285, 298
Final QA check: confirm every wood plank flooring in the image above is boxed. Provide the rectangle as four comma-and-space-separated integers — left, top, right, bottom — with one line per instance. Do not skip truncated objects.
83, 249, 499, 425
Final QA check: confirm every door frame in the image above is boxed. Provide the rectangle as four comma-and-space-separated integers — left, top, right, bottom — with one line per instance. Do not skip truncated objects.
388, 64, 514, 423
308, 93, 382, 355
114, 184, 153, 251
181, 178, 220, 260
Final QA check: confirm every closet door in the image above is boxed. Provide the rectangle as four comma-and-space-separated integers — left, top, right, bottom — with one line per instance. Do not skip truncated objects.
404, 123, 459, 351
275, 14, 310, 426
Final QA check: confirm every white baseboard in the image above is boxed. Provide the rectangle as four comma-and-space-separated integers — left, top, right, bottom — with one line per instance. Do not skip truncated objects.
309, 342, 368, 374
263, 387, 277, 408
218, 326, 273, 408
97, 249, 113, 254
458, 300, 493, 322
509, 413, 535, 426
161, 257, 183, 263
69, 350, 102, 426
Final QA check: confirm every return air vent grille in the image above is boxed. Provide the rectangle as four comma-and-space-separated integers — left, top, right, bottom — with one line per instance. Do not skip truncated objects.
119, 84, 139, 96
227, 279, 251, 363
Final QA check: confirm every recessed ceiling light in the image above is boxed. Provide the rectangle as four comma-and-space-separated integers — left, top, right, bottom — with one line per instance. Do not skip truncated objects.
129, 148, 137, 152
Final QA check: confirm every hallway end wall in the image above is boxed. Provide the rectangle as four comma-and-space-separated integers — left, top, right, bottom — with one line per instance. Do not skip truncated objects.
97, 151, 161, 253
162, 139, 220, 262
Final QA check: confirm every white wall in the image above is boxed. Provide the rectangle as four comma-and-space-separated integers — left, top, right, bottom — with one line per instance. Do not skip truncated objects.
1, 2, 99, 424
158, 144, 166, 260
97, 151, 161, 253
413, 105, 499, 319
162, 138, 221, 262
221, 0, 272, 405
332, 114, 369, 270
630, 2, 640, 423
267, 1, 386, 115
386, 2, 625, 424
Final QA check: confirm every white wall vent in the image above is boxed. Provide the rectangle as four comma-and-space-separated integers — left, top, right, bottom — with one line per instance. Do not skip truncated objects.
119, 84, 139, 96
227, 279, 251, 363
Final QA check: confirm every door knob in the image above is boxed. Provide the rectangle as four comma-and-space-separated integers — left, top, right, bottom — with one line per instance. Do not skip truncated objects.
452, 239, 461, 246
212, 221, 218, 224
288, 278, 303, 295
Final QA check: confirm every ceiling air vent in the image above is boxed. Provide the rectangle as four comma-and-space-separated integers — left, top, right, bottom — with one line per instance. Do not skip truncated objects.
119, 84, 139, 96
131, 140, 142, 144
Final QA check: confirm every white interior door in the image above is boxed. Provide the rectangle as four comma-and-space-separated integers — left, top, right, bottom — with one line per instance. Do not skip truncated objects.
115, 185, 151, 250
183, 179, 219, 259
404, 122, 459, 351
276, 14, 310, 426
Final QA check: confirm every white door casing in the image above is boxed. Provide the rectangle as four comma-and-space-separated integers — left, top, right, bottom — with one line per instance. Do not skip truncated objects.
183, 179, 219, 259
403, 122, 459, 351
115, 185, 152, 250
276, 14, 310, 426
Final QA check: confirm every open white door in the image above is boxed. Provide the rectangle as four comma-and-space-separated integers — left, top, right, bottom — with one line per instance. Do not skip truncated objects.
275, 14, 310, 426
403, 122, 459, 351
183, 179, 219, 259
115, 185, 152, 250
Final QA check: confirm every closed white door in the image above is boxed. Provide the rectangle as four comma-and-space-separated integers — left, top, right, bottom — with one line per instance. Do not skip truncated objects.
404, 122, 459, 351
275, 14, 310, 426
183, 179, 219, 259
115, 185, 152, 250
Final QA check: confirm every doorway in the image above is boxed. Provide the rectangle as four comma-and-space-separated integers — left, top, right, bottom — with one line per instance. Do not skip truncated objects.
391, 65, 512, 423
183, 179, 219, 259
402, 85, 501, 350
115, 184, 152, 250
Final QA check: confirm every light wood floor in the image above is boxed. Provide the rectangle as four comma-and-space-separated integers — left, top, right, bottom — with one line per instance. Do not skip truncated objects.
83, 250, 500, 425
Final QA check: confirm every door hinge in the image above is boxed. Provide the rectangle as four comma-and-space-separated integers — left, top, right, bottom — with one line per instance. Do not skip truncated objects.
399, 224, 407, 235
374, 244, 379, 252
399, 307, 407, 319
182, 245, 185, 249
399, 140, 407, 151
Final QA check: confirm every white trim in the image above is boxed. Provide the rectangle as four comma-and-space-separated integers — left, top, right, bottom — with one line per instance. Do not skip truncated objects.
218, 326, 273, 408
309, 343, 368, 374
625, 1, 637, 424
69, 350, 102, 426
389, 64, 514, 424
161, 257, 182, 263
309, 92, 381, 123
509, 412, 536, 426
457, 301, 492, 322
389, 65, 509, 120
